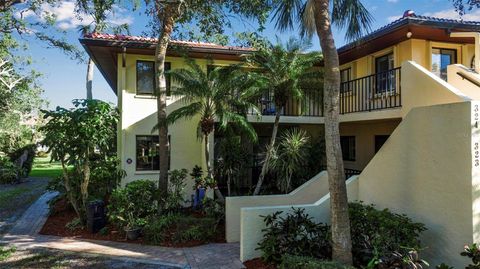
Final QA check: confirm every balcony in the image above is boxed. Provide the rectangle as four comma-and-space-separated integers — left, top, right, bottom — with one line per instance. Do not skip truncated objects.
247, 88, 324, 117
340, 67, 402, 114
246, 67, 402, 117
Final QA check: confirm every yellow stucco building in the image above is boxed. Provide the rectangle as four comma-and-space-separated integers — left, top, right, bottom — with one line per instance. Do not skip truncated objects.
81, 10, 480, 265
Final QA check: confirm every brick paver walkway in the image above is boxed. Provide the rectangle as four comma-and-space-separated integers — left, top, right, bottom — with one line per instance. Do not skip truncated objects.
1, 192, 245, 269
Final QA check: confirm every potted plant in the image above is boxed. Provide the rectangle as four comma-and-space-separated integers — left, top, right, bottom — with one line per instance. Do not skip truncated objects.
124, 214, 146, 240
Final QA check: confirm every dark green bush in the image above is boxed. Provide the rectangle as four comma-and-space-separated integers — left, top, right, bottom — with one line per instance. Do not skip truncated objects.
0, 156, 19, 184
143, 214, 218, 245
462, 243, 480, 269
108, 180, 157, 230
257, 208, 331, 264
349, 202, 427, 266
88, 156, 125, 200
8, 143, 36, 177
257, 203, 426, 266
280, 256, 355, 269
143, 213, 180, 244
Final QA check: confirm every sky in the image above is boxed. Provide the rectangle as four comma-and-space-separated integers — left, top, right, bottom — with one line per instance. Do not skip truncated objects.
14, 0, 480, 109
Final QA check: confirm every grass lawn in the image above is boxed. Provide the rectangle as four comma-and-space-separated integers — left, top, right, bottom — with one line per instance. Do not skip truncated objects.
30, 156, 62, 179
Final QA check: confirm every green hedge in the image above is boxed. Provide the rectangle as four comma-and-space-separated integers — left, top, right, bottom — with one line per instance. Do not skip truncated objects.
8, 144, 36, 177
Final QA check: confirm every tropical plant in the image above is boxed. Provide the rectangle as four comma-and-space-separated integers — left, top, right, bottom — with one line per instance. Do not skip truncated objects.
243, 38, 322, 195
164, 59, 259, 202
76, 0, 130, 99
280, 256, 356, 269
271, 0, 373, 263
257, 208, 331, 264
214, 131, 250, 196
140, 0, 271, 213
108, 180, 158, 231
462, 243, 480, 269
162, 169, 188, 212
349, 202, 427, 266
40, 99, 118, 223
268, 128, 310, 193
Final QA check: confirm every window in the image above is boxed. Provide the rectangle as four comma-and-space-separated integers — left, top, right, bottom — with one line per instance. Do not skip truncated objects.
136, 61, 171, 96
340, 68, 351, 93
375, 135, 390, 153
136, 136, 159, 171
340, 136, 355, 161
431, 48, 457, 80
375, 53, 395, 94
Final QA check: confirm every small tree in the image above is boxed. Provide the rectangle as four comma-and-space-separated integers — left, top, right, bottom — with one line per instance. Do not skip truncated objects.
40, 99, 118, 222
243, 38, 321, 195
164, 59, 258, 202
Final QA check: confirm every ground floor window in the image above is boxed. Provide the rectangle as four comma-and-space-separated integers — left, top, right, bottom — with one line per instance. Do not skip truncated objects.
136, 135, 160, 171
375, 135, 390, 153
340, 136, 356, 161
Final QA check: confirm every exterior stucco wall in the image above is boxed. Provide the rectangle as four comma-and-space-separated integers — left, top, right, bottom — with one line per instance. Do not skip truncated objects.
448, 64, 480, 100
358, 102, 476, 267
226, 171, 330, 243
117, 53, 239, 196
340, 119, 401, 171
239, 176, 360, 262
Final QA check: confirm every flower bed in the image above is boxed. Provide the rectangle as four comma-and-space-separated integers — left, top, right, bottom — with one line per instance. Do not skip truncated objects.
40, 198, 225, 248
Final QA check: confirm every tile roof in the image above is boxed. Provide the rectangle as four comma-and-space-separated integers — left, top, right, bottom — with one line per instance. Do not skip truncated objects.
338, 11, 480, 53
82, 32, 254, 52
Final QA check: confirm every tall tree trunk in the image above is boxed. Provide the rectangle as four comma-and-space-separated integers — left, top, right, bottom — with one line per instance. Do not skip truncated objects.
205, 133, 225, 202
80, 152, 90, 224
253, 109, 281, 195
313, 0, 353, 264
154, 12, 175, 213
86, 58, 94, 99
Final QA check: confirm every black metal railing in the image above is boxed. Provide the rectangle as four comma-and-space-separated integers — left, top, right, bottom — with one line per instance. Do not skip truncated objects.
248, 88, 323, 117
340, 67, 402, 114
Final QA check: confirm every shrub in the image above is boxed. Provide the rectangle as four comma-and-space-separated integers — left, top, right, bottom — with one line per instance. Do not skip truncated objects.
202, 197, 225, 224
162, 169, 187, 212
88, 156, 125, 200
257, 208, 331, 264
0, 156, 19, 184
108, 180, 157, 230
143, 214, 218, 245
172, 216, 216, 243
462, 244, 480, 269
280, 256, 356, 269
371, 250, 428, 269
349, 202, 427, 266
8, 143, 36, 177
65, 218, 83, 231
143, 213, 179, 245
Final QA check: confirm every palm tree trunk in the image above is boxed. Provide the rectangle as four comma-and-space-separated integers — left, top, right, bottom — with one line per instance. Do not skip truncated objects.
253, 109, 281, 195
154, 13, 175, 213
86, 58, 94, 99
205, 133, 225, 202
313, 0, 352, 264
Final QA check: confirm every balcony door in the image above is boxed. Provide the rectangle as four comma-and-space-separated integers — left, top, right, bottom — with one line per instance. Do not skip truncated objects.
375, 53, 395, 94
431, 48, 457, 80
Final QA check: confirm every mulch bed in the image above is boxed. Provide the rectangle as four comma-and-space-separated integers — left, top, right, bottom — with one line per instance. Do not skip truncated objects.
40, 198, 225, 248
243, 258, 277, 269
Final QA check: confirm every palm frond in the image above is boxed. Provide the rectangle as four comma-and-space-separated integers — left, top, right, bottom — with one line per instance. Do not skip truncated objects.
332, 0, 373, 42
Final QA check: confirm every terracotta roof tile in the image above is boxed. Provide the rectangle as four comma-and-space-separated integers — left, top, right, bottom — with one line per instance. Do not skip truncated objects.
82, 32, 254, 52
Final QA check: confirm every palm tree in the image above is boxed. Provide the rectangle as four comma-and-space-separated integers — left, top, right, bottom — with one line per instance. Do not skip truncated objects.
244, 38, 321, 195
165, 59, 258, 202
76, 0, 129, 99
271, 0, 373, 264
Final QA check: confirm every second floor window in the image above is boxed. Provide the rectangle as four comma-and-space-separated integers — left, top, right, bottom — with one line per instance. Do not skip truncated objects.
340, 68, 351, 93
136, 61, 171, 96
375, 53, 395, 94
432, 48, 457, 81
